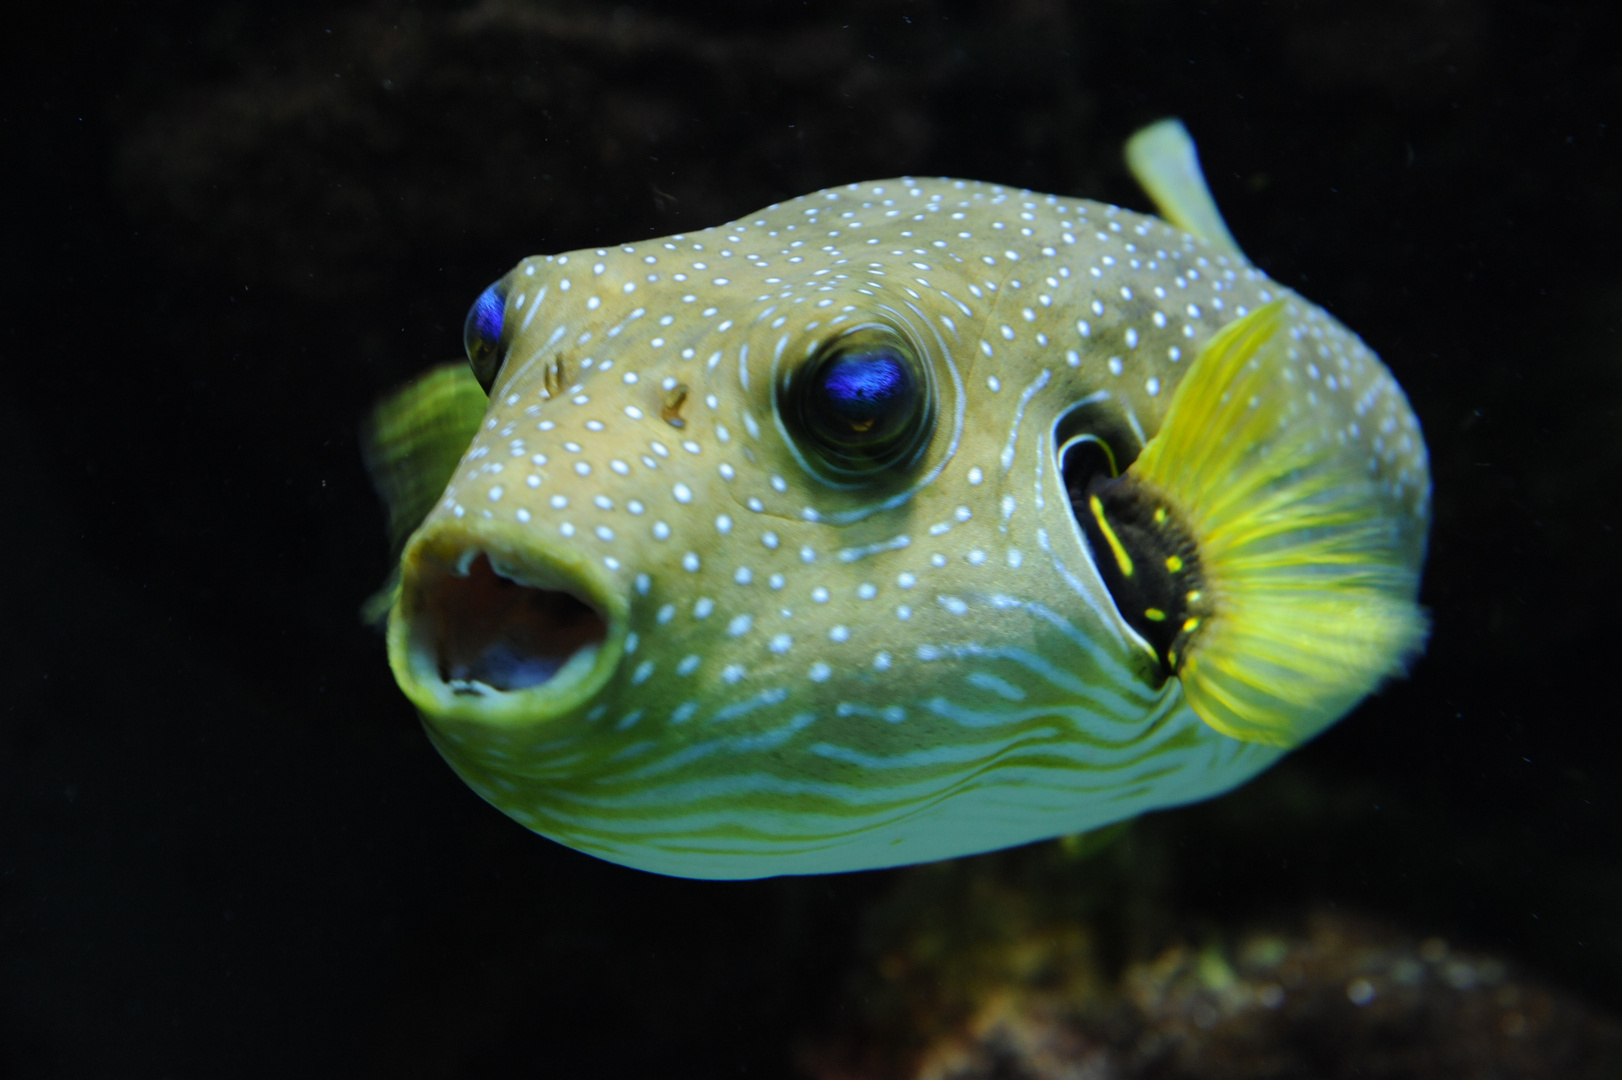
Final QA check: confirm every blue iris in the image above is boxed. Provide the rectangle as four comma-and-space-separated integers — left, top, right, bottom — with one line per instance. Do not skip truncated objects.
463, 278, 510, 390
808, 350, 915, 442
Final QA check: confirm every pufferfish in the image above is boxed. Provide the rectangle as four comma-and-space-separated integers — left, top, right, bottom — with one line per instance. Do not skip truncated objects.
363, 120, 1429, 880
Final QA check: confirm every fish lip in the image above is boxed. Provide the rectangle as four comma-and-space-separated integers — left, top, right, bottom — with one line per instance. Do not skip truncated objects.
385, 519, 625, 727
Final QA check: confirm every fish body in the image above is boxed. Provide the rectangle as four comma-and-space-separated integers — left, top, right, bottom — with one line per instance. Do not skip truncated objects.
367, 123, 1429, 879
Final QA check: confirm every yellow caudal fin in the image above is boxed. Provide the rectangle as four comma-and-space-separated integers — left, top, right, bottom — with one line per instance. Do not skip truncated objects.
1096, 302, 1427, 746
359, 362, 488, 625
1124, 119, 1244, 260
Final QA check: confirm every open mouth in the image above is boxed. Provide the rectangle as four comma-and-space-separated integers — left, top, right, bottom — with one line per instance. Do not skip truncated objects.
427, 552, 607, 694
389, 537, 619, 720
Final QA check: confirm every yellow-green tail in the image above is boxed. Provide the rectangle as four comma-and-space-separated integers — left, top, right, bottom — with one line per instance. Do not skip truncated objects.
1126, 302, 1428, 746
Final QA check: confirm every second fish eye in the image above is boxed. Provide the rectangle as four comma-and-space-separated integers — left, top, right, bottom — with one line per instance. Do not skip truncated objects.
463, 277, 511, 392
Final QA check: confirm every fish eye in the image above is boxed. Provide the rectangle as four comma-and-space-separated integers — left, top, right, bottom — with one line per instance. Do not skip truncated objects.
463, 277, 511, 392
789, 328, 933, 476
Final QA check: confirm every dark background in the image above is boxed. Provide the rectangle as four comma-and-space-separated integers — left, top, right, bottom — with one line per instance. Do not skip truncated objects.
2, 0, 1619, 1075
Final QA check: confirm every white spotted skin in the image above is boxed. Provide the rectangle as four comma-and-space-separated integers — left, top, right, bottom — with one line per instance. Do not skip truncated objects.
397, 179, 1427, 879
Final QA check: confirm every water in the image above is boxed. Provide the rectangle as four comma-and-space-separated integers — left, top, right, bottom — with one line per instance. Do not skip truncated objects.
2, 1, 1617, 1075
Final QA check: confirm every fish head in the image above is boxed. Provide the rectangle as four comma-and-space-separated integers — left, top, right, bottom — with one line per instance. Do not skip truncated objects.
388, 181, 1162, 771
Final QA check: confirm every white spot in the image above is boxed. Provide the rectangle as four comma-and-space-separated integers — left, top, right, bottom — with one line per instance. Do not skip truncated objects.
769, 634, 793, 654
716, 514, 733, 534
734, 567, 753, 585
808, 662, 831, 682
722, 665, 746, 684
728, 614, 753, 636
677, 655, 701, 676
683, 552, 701, 572
672, 483, 693, 503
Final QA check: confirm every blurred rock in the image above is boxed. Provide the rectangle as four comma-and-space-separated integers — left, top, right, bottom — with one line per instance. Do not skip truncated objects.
807, 840, 1622, 1080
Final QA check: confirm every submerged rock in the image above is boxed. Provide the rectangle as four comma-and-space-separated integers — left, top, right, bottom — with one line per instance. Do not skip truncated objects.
807, 842, 1622, 1080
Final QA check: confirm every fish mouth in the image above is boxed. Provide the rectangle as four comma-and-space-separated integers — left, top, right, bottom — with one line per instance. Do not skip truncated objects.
387, 524, 622, 724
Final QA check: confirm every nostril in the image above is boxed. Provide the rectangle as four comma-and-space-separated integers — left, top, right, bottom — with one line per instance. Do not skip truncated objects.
423, 552, 608, 694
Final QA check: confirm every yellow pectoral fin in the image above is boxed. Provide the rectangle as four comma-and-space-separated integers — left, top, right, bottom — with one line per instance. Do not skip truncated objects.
1126, 302, 1428, 747
1125, 118, 1244, 260
360, 363, 488, 624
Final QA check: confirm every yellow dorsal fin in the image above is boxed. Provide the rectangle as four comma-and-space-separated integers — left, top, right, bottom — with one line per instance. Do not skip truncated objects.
359, 362, 488, 625
1128, 302, 1427, 746
1124, 119, 1243, 260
